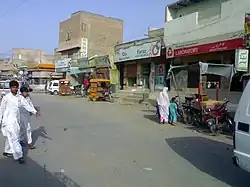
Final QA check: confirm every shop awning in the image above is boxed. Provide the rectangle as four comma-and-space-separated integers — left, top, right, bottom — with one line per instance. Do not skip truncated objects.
56, 44, 81, 52
28, 63, 55, 70
169, 62, 236, 80
69, 67, 93, 75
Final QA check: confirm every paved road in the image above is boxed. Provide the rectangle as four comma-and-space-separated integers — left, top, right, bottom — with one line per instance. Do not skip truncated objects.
0, 93, 249, 187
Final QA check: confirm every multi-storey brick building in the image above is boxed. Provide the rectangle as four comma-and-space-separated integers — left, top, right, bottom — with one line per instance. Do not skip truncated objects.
56, 11, 123, 58
56, 11, 123, 84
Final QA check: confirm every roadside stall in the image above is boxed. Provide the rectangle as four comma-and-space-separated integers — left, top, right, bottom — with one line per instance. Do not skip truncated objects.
88, 79, 114, 103
168, 62, 235, 108
168, 62, 235, 134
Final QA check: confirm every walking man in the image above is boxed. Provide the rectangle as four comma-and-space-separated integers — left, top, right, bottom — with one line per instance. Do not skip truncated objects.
19, 86, 39, 150
0, 80, 38, 164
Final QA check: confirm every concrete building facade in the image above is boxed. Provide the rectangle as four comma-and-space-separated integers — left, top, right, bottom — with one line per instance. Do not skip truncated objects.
164, 0, 250, 92
115, 28, 167, 91
11, 48, 59, 89
12, 48, 55, 67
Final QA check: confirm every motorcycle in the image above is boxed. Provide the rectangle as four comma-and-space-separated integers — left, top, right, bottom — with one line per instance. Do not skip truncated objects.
104, 89, 114, 103
204, 99, 234, 135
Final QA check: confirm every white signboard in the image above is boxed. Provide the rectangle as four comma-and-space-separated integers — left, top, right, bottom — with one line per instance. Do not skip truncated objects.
80, 38, 88, 58
235, 49, 249, 72
115, 41, 161, 62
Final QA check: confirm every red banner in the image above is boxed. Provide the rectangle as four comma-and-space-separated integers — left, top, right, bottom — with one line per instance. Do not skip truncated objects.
168, 38, 244, 58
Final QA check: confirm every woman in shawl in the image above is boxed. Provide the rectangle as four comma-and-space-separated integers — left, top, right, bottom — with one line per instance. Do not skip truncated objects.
156, 87, 170, 124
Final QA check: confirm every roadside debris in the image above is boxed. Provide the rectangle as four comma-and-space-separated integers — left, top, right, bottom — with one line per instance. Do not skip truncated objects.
143, 167, 152, 171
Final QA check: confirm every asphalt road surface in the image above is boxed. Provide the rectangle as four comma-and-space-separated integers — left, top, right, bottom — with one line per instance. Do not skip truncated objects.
0, 93, 249, 187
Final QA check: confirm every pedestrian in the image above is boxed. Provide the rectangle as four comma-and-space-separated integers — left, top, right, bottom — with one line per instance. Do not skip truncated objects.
19, 86, 39, 150
169, 97, 177, 126
44, 81, 47, 93
156, 87, 170, 124
0, 80, 38, 164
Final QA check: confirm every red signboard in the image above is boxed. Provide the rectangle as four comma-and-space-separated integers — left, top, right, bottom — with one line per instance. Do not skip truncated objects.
168, 38, 244, 58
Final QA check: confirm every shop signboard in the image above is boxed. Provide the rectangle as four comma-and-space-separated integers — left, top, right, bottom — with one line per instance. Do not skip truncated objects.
235, 49, 249, 72
167, 38, 244, 58
95, 55, 110, 68
115, 40, 161, 62
245, 14, 250, 48
55, 58, 71, 73
77, 57, 90, 69
69, 67, 93, 75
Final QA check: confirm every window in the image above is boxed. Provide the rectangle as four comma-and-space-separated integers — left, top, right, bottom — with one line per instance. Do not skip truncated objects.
81, 23, 87, 32
53, 82, 59, 86
66, 31, 71, 41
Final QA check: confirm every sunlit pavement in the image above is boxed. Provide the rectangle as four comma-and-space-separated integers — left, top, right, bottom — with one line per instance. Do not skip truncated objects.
0, 93, 249, 187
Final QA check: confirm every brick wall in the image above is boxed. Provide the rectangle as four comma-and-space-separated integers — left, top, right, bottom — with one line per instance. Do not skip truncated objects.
58, 11, 123, 57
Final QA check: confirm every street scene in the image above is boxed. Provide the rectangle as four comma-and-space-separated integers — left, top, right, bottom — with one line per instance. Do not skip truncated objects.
0, 93, 248, 187
1, 0, 250, 186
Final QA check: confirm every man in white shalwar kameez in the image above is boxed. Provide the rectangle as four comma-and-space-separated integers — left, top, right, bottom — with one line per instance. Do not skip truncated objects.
0, 80, 37, 164
19, 86, 38, 150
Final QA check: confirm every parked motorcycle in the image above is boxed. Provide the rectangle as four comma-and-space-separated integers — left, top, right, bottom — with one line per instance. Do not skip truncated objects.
204, 99, 234, 135
104, 89, 114, 103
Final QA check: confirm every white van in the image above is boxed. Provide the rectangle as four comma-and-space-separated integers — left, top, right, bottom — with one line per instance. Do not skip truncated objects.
48, 80, 59, 95
233, 81, 250, 172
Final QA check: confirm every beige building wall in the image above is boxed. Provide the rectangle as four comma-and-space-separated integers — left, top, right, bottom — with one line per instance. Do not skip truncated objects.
57, 11, 124, 58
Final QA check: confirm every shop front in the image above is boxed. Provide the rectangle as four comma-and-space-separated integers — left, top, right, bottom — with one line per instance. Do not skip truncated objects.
77, 57, 95, 78
94, 55, 111, 79
115, 39, 162, 90
55, 58, 71, 78
166, 32, 245, 91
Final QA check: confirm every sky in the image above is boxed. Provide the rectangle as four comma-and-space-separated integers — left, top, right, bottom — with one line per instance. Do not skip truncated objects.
0, 0, 173, 57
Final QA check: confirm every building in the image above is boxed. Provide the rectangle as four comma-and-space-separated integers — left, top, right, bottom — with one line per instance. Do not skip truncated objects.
12, 48, 62, 89
12, 48, 54, 67
0, 62, 18, 80
164, 0, 250, 91
55, 11, 123, 85
114, 28, 167, 91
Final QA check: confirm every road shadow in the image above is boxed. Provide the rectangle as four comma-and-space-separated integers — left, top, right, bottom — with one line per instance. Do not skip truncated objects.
165, 136, 250, 187
32, 126, 52, 145
143, 114, 159, 124
0, 157, 81, 187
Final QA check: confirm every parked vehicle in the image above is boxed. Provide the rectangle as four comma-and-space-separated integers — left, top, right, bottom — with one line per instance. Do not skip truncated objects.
233, 80, 250, 172
88, 79, 114, 103
48, 80, 59, 95
203, 99, 234, 134
48, 80, 74, 95
59, 79, 73, 96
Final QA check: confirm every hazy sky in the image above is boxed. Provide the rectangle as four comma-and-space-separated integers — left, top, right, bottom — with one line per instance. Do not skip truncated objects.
0, 0, 173, 56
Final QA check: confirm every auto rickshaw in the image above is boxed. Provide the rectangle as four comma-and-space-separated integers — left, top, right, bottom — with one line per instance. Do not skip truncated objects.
88, 79, 114, 102
59, 79, 73, 96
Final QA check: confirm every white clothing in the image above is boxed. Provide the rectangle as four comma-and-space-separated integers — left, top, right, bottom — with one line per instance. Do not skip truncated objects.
0, 93, 37, 160
157, 87, 170, 106
20, 96, 36, 144
157, 87, 170, 122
